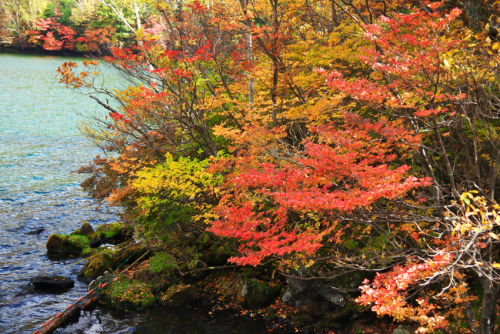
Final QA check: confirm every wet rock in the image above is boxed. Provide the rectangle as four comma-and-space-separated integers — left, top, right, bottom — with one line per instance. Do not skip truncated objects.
394, 325, 417, 334
236, 278, 280, 309
159, 284, 196, 307
80, 221, 95, 236
26, 228, 44, 235
30, 275, 74, 290
46, 234, 90, 255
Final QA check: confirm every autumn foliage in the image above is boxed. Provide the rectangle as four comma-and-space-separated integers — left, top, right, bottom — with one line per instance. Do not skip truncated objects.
27, 8, 76, 50
58, 0, 500, 333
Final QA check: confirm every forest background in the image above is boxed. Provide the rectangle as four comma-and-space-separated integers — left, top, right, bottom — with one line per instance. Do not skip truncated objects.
4, 0, 500, 333
0, 0, 149, 51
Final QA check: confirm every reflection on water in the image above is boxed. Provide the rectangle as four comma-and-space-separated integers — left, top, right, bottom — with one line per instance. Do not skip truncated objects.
0, 54, 288, 334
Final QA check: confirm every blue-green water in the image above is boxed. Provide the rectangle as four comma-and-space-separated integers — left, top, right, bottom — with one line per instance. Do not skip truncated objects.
0, 53, 120, 333
0, 54, 290, 334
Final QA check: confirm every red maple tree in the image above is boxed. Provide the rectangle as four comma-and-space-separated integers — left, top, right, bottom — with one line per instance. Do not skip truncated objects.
28, 8, 76, 51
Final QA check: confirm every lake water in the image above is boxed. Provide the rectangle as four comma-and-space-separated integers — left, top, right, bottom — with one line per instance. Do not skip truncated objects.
0, 54, 289, 334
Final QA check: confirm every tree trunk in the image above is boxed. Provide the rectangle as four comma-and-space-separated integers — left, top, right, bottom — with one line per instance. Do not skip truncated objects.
479, 278, 499, 334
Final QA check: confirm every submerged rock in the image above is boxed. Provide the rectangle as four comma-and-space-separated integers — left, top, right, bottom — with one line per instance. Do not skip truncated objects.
237, 279, 280, 309
30, 275, 75, 291
46, 234, 90, 255
159, 284, 196, 307
26, 228, 44, 235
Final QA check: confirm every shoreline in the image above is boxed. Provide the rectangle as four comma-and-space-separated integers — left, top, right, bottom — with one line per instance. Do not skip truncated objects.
0, 47, 87, 58
40, 222, 402, 334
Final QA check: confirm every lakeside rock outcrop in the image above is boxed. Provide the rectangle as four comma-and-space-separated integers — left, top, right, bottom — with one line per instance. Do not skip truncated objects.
41, 223, 402, 334
46, 221, 133, 256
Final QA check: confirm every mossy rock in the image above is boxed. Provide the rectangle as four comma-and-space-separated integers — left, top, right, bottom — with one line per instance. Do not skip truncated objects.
133, 268, 174, 291
100, 278, 156, 310
78, 243, 149, 282
96, 222, 133, 243
158, 284, 196, 307
86, 231, 103, 247
78, 249, 114, 282
237, 279, 280, 309
110, 243, 149, 267
46, 234, 90, 255
80, 221, 95, 236
82, 247, 97, 257
82, 245, 113, 257
69, 222, 103, 247
70, 228, 81, 236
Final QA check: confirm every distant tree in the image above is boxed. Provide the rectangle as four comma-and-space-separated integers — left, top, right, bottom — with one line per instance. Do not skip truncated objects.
29, 7, 76, 50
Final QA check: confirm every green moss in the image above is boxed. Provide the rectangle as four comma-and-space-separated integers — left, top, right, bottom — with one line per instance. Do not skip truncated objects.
82, 251, 114, 279
149, 252, 176, 274
82, 245, 112, 257
71, 235, 90, 247
86, 232, 102, 246
82, 247, 96, 257
101, 278, 156, 310
70, 228, 81, 235
46, 234, 91, 254
96, 222, 130, 239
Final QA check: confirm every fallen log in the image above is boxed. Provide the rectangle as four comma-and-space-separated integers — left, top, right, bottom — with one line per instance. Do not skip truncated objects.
34, 291, 99, 334
36, 303, 81, 334
82, 295, 98, 311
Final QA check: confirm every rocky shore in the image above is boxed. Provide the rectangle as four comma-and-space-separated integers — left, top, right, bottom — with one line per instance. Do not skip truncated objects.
41, 221, 414, 334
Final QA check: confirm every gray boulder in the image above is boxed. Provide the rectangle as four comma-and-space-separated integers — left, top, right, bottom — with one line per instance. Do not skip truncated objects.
282, 276, 334, 318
